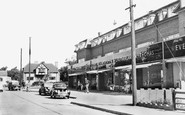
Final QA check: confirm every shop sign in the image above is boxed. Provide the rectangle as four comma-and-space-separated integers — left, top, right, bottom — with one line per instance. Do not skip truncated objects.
115, 36, 185, 67
174, 91, 185, 111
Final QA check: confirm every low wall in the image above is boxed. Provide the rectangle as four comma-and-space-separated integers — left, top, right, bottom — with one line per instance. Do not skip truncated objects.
137, 88, 174, 110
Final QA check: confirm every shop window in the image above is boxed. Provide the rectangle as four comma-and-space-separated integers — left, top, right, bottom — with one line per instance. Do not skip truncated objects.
49, 77, 55, 80
27, 77, 34, 80
78, 58, 85, 63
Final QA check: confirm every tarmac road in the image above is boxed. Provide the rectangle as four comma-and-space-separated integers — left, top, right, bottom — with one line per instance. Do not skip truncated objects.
0, 90, 114, 115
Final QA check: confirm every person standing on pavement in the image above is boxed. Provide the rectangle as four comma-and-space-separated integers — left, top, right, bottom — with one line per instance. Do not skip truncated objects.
77, 80, 82, 91
85, 77, 90, 93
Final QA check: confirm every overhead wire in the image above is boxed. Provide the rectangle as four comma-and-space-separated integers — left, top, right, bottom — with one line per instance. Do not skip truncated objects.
152, 15, 185, 80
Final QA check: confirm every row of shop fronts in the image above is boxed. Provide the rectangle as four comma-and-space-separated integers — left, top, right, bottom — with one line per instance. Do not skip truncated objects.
68, 36, 185, 92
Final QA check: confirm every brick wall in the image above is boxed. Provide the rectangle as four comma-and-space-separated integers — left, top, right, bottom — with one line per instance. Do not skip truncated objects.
76, 16, 179, 61
178, 9, 185, 36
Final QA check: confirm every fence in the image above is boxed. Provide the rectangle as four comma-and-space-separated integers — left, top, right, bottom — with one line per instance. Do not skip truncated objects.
137, 88, 174, 110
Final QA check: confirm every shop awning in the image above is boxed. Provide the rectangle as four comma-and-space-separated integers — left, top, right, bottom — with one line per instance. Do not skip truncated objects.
115, 62, 160, 70
86, 70, 98, 74
166, 57, 185, 62
98, 69, 112, 73
136, 62, 160, 69
115, 65, 131, 70
68, 72, 85, 77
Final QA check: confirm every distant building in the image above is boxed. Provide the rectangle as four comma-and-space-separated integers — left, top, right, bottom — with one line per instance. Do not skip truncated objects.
68, 0, 185, 92
0, 70, 11, 86
23, 62, 60, 84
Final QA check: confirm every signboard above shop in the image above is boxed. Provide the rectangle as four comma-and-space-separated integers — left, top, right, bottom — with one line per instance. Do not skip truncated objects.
115, 36, 185, 67
72, 36, 185, 71
180, 0, 185, 8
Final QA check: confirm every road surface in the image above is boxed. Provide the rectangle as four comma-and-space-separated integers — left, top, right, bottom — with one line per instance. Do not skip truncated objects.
0, 90, 114, 115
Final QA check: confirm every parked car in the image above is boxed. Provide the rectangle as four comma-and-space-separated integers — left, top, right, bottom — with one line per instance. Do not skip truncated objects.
39, 82, 54, 96
50, 82, 70, 99
0, 79, 3, 92
8, 80, 20, 91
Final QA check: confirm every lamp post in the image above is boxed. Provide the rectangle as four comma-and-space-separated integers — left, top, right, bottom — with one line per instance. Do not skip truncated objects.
126, 0, 137, 106
144, 9, 167, 88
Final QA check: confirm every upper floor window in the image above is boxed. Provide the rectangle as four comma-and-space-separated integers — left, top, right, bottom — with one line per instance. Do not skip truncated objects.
49, 77, 55, 80
78, 58, 85, 63
27, 77, 34, 80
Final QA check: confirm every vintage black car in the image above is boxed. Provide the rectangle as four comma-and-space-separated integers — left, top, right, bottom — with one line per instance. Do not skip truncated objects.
8, 80, 20, 91
39, 82, 54, 96
50, 82, 70, 99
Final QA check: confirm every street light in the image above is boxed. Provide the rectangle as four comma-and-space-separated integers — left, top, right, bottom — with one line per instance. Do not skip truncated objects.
143, 9, 168, 88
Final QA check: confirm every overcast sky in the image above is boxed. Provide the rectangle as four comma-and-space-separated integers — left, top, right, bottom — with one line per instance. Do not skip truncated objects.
0, 0, 177, 70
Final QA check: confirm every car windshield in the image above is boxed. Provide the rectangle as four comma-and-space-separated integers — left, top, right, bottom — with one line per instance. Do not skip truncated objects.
54, 83, 66, 88
44, 82, 54, 88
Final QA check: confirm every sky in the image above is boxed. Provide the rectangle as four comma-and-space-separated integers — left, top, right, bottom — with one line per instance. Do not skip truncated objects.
0, 0, 177, 70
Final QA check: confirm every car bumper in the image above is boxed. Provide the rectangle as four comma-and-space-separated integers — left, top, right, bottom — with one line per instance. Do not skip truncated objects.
53, 91, 70, 98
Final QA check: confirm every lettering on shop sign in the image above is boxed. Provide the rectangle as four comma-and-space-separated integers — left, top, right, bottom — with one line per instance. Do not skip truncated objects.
114, 56, 132, 63
176, 104, 185, 110
175, 43, 185, 51
98, 60, 112, 66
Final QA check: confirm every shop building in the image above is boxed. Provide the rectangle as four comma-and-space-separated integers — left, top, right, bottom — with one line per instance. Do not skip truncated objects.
69, 0, 185, 93
23, 62, 60, 85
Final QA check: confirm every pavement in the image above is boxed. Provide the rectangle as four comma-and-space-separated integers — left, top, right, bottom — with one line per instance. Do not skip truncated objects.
69, 90, 185, 115
23, 87, 185, 115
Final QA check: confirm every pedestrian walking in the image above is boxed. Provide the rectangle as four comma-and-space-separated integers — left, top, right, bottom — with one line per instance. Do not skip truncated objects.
22, 81, 25, 89
85, 78, 90, 93
77, 80, 82, 91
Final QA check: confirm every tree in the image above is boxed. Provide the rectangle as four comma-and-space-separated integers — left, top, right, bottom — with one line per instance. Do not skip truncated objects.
7, 67, 20, 80
0, 66, 8, 71
59, 66, 68, 82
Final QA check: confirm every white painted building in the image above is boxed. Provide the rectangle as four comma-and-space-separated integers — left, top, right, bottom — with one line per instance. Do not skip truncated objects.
23, 62, 60, 85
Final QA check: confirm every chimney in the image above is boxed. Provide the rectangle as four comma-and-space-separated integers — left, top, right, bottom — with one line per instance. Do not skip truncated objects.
98, 32, 101, 37
55, 61, 58, 68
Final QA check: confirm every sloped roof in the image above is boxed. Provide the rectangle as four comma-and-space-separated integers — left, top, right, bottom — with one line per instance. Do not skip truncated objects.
23, 63, 58, 73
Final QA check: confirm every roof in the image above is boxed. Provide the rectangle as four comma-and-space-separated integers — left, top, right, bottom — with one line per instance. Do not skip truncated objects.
23, 62, 58, 73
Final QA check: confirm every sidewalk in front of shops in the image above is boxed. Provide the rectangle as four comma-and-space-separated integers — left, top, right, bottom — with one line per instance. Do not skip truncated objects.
70, 90, 185, 115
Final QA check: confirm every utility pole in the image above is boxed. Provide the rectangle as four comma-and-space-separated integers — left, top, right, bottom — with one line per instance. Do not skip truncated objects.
29, 37, 31, 83
126, 0, 137, 106
27, 37, 31, 92
20, 48, 22, 86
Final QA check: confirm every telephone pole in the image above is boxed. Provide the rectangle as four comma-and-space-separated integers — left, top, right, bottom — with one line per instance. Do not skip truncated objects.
29, 37, 31, 84
126, 0, 137, 106
20, 48, 22, 86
